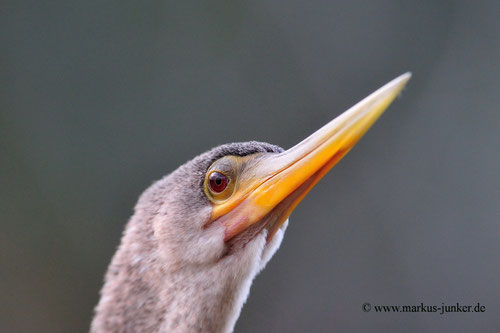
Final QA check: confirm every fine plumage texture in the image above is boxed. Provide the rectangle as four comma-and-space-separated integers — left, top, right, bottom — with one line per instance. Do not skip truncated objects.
91, 142, 287, 333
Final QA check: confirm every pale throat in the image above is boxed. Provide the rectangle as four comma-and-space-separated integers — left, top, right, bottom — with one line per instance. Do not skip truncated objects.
159, 236, 269, 333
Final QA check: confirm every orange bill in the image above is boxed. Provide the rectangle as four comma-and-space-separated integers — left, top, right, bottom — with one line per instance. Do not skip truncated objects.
208, 73, 411, 241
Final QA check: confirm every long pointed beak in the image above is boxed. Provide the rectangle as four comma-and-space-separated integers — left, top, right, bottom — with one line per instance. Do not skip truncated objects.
212, 73, 411, 241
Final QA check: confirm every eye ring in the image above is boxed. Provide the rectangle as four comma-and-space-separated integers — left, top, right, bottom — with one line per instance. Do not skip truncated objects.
208, 171, 229, 193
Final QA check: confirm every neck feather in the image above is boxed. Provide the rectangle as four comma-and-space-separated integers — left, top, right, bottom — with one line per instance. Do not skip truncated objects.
91, 217, 267, 333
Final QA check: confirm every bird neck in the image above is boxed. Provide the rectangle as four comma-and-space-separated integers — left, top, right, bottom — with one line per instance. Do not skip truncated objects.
91, 218, 265, 333
156, 261, 257, 332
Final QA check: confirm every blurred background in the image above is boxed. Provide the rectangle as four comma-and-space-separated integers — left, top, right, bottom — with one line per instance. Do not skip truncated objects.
2, 0, 499, 332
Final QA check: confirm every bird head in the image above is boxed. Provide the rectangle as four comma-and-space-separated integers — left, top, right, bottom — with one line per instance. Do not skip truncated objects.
91, 74, 411, 333
136, 73, 411, 272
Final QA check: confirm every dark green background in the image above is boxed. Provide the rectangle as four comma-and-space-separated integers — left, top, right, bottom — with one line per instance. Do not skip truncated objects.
2, 1, 499, 332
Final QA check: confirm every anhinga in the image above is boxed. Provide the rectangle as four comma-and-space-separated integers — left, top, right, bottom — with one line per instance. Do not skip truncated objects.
91, 73, 411, 332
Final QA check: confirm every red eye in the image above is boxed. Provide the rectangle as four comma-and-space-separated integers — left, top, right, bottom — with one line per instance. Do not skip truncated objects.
209, 172, 229, 193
